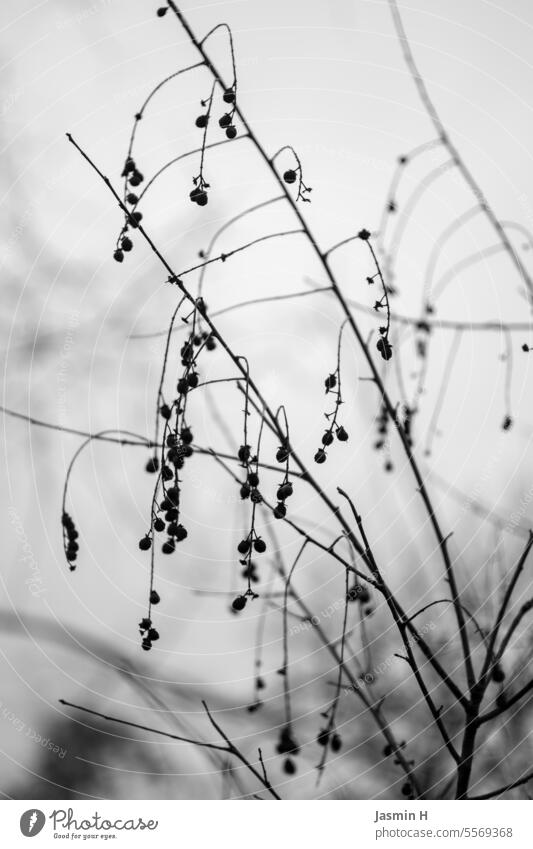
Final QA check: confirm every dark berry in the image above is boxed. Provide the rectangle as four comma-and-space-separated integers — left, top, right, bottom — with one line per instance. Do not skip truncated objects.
226, 126, 237, 139
127, 192, 138, 204
190, 187, 208, 206
357, 586, 371, 604
232, 595, 247, 612
276, 446, 289, 463
253, 538, 266, 554
174, 524, 188, 542
150, 589, 161, 605
145, 456, 159, 473
177, 377, 188, 395
139, 535, 152, 551
330, 733, 342, 752
283, 169, 297, 185
166, 486, 180, 503
154, 518, 165, 533
141, 638, 152, 651
238, 444, 251, 463
247, 471, 259, 487
148, 627, 160, 641
401, 781, 413, 798
336, 426, 349, 442
324, 373, 337, 391
219, 113, 232, 128
160, 404, 171, 420
223, 88, 235, 103
205, 334, 216, 350
317, 728, 329, 747
237, 539, 251, 555
240, 484, 251, 500
129, 170, 144, 187
113, 249, 124, 263
121, 236, 133, 252
181, 426, 193, 444
314, 448, 327, 464
321, 430, 334, 446
377, 336, 393, 361
195, 114, 208, 128
273, 502, 287, 520
156, 6, 168, 16
162, 539, 175, 554
277, 482, 293, 500
187, 372, 199, 388
283, 758, 296, 775
161, 465, 173, 481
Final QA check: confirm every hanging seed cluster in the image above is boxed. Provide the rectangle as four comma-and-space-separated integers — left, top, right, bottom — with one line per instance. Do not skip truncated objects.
61, 512, 79, 571
314, 370, 349, 464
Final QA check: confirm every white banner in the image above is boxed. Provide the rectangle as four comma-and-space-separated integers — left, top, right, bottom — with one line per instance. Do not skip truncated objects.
1, 800, 531, 847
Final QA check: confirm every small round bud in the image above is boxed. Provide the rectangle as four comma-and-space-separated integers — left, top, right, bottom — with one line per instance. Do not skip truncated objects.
283, 169, 297, 185
321, 430, 334, 446
283, 757, 296, 775
273, 502, 286, 519
232, 595, 247, 611
139, 535, 152, 551
317, 729, 329, 747
181, 426, 193, 444
276, 446, 289, 463
145, 456, 159, 473
330, 733, 342, 752
150, 589, 161, 605
277, 482, 293, 501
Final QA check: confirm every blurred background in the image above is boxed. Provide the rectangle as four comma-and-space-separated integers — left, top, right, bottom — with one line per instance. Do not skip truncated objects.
2, 0, 533, 800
